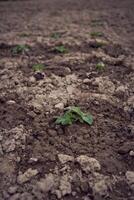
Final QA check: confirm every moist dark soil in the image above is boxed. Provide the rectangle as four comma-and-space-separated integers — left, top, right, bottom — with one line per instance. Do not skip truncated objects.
0, 0, 134, 200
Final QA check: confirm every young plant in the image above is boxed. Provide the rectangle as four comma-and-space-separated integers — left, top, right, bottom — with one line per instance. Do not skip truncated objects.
19, 32, 30, 37
56, 106, 93, 126
91, 19, 104, 27
54, 45, 68, 53
33, 64, 44, 72
12, 44, 29, 54
51, 32, 61, 39
96, 62, 105, 71
90, 31, 103, 38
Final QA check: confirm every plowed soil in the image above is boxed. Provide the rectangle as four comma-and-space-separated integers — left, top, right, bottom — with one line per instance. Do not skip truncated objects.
0, 0, 134, 200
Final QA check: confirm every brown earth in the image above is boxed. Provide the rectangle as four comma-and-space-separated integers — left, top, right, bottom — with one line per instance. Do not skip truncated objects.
0, 0, 134, 200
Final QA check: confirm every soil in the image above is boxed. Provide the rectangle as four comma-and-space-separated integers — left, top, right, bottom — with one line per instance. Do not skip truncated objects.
0, 0, 134, 200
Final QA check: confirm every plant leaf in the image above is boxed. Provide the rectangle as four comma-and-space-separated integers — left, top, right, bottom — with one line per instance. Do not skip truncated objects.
81, 114, 93, 125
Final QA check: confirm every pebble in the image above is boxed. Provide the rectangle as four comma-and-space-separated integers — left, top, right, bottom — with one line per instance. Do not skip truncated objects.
58, 154, 74, 164
55, 102, 64, 110
129, 151, 134, 157
76, 155, 101, 173
37, 173, 55, 192
17, 168, 38, 184
6, 100, 16, 105
83, 79, 90, 84
8, 186, 18, 194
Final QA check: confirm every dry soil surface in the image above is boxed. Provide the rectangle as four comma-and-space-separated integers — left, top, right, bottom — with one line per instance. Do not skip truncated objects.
0, 0, 134, 200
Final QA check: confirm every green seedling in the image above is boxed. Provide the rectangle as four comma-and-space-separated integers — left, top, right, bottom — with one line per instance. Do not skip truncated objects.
33, 64, 44, 72
96, 62, 105, 70
51, 32, 61, 39
55, 45, 68, 53
90, 31, 103, 38
91, 19, 104, 27
56, 106, 93, 126
19, 32, 30, 37
12, 44, 29, 54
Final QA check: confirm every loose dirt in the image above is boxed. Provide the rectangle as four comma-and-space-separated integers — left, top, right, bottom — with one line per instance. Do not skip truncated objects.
0, 0, 134, 200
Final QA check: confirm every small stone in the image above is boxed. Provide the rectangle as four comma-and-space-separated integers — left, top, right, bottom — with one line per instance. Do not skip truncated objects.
64, 67, 71, 74
55, 102, 64, 110
29, 76, 36, 83
59, 175, 72, 196
55, 190, 62, 199
83, 79, 90, 84
2, 139, 16, 153
37, 173, 55, 192
129, 151, 134, 157
116, 85, 127, 95
6, 100, 16, 105
118, 142, 134, 154
76, 155, 101, 173
8, 186, 18, 194
93, 180, 108, 196
58, 154, 74, 164
17, 168, 38, 184
37, 36, 43, 43
29, 157, 38, 163
126, 171, 134, 185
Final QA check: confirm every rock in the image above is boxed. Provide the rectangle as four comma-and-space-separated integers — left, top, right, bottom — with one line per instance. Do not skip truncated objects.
29, 76, 36, 83
2, 139, 16, 153
6, 100, 16, 105
64, 67, 71, 74
129, 151, 134, 157
93, 180, 108, 197
55, 102, 64, 110
28, 157, 38, 163
126, 171, 134, 186
76, 155, 101, 173
8, 186, 18, 194
93, 76, 115, 94
17, 168, 38, 184
83, 79, 90, 84
37, 173, 55, 192
59, 175, 72, 196
55, 190, 62, 199
115, 85, 127, 96
58, 154, 74, 164
118, 142, 134, 154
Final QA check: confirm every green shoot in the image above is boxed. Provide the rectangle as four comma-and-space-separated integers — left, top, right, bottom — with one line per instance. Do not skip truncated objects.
90, 31, 103, 38
56, 106, 93, 126
12, 44, 29, 54
54, 45, 68, 53
51, 32, 61, 39
96, 62, 105, 70
33, 64, 44, 72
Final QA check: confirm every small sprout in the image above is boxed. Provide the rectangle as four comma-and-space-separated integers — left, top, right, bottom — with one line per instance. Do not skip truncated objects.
91, 19, 104, 27
33, 64, 44, 72
12, 44, 29, 54
19, 32, 30, 37
54, 45, 68, 53
56, 106, 93, 126
90, 31, 103, 38
96, 62, 105, 70
51, 32, 61, 39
